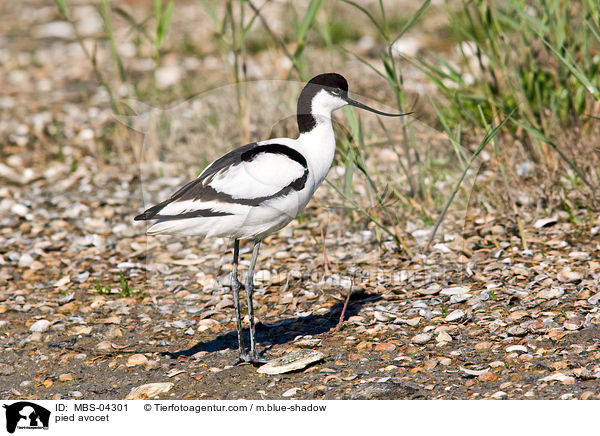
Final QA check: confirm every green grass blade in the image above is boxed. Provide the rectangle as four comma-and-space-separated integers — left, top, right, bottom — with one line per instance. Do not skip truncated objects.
341, 0, 387, 40
426, 108, 516, 250
55, 0, 68, 17
297, 0, 322, 43
393, 0, 431, 40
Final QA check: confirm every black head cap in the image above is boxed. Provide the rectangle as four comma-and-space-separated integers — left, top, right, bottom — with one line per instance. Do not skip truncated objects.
297, 73, 349, 134
307, 73, 348, 92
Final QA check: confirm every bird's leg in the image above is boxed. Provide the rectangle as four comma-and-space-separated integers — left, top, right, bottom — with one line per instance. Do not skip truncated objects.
231, 239, 249, 363
245, 239, 267, 363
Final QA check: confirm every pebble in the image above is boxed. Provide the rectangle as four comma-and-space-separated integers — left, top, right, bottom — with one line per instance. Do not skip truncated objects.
588, 292, 600, 305
411, 333, 432, 344
557, 268, 582, 283
445, 310, 466, 322
505, 345, 527, 354
391, 36, 421, 57
30, 319, 51, 332
282, 387, 301, 397
257, 349, 324, 375
18, 253, 34, 268
539, 372, 575, 384
563, 319, 583, 331
460, 367, 489, 376
475, 342, 492, 350
536, 287, 565, 300
125, 382, 173, 400
441, 287, 469, 296
517, 161, 534, 178
418, 284, 441, 295
155, 65, 182, 89
478, 372, 499, 382
534, 217, 558, 228
254, 270, 271, 282
569, 251, 590, 260
507, 326, 527, 337
0, 363, 15, 376
35, 21, 75, 39
436, 331, 452, 343
449, 294, 470, 304
11, 203, 29, 217
126, 354, 149, 367
580, 391, 595, 400
58, 373, 73, 382
96, 341, 112, 350
491, 391, 507, 399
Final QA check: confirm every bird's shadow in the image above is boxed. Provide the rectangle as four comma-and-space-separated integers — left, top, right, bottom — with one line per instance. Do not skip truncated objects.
167, 290, 380, 358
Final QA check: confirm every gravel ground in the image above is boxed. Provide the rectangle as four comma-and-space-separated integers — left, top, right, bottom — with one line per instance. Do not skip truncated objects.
1, 156, 599, 400
1, 0, 599, 400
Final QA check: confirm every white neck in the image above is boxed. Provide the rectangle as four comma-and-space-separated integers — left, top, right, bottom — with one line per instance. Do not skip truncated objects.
296, 118, 336, 189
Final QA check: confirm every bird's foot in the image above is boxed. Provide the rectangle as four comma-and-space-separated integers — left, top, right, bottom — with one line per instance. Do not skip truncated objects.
234, 352, 269, 366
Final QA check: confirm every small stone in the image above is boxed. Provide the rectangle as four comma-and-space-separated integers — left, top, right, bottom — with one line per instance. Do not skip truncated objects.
573, 368, 593, 380
155, 65, 181, 89
449, 294, 471, 304
125, 382, 173, 399
588, 292, 600, 305
478, 372, 499, 382
257, 349, 324, 375
440, 287, 469, 296
411, 333, 432, 345
282, 387, 301, 397
0, 363, 15, 376
30, 319, 51, 332
557, 268, 582, 283
436, 331, 452, 343
96, 341, 112, 352
357, 341, 373, 351
517, 161, 534, 178
564, 319, 583, 331
69, 391, 83, 398
58, 373, 73, 382
374, 342, 396, 352
254, 270, 271, 282
374, 311, 390, 322
126, 354, 149, 367
391, 36, 421, 57
11, 203, 29, 217
569, 251, 590, 260
507, 326, 527, 337
18, 253, 34, 268
475, 342, 492, 350
491, 391, 507, 399
580, 391, 595, 400
539, 372, 575, 384
445, 310, 466, 322
505, 345, 527, 354
534, 217, 558, 228
536, 287, 564, 300
460, 367, 490, 377
399, 317, 421, 327
418, 284, 441, 295
294, 338, 322, 348
35, 21, 75, 39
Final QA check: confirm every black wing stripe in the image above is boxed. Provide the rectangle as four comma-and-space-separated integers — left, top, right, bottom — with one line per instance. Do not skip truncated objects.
152, 209, 233, 220
240, 143, 307, 168
134, 142, 308, 221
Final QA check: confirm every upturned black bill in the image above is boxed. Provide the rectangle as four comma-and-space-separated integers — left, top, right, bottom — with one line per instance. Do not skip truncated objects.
346, 97, 412, 117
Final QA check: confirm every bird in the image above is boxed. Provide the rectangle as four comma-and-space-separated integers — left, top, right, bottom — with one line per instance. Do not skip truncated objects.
135, 73, 410, 364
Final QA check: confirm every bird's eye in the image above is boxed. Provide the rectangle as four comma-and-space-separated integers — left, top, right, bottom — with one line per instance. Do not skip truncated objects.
331, 88, 342, 95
